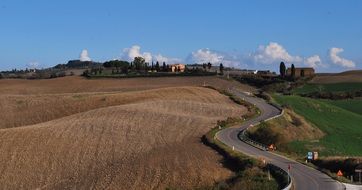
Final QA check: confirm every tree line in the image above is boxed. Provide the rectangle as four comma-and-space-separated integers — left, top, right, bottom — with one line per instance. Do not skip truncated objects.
87, 57, 225, 75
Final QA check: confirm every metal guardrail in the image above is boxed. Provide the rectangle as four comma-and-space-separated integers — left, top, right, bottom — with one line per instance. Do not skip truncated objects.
226, 88, 292, 189
238, 130, 268, 151
239, 130, 292, 190
282, 177, 293, 190
267, 164, 293, 190
237, 103, 292, 190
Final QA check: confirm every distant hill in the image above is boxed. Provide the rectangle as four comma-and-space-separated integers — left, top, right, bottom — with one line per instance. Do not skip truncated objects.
54, 60, 102, 69
310, 70, 362, 84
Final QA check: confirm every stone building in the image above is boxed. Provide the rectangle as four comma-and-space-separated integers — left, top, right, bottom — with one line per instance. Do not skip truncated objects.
286, 67, 315, 77
171, 64, 186, 72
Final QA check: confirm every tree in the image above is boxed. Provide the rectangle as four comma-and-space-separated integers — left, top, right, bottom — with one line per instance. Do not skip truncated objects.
155, 61, 160, 72
202, 63, 207, 71
279, 62, 286, 77
145, 62, 149, 72
207, 62, 212, 70
134, 57, 145, 71
219, 63, 224, 75
291, 64, 296, 78
130, 62, 134, 71
82, 70, 89, 77
162, 62, 166, 71
103, 60, 129, 74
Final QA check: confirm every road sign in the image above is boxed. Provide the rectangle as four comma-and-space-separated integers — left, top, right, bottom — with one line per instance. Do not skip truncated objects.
337, 170, 343, 177
269, 144, 274, 151
307, 152, 313, 160
313, 152, 318, 160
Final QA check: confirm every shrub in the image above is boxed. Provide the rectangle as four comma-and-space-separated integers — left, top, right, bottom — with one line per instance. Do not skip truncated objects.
248, 122, 281, 146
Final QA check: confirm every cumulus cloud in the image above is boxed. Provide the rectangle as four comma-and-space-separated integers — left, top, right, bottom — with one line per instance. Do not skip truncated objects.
153, 54, 182, 64
80, 49, 91, 62
305, 55, 325, 68
190, 49, 223, 63
122, 45, 152, 63
189, 48, 245, 68
251, 42, 302, 64
26, 61, 40, 69
247, 42, 330, 69
122, 45, 181, 64
328, 47, 355, 68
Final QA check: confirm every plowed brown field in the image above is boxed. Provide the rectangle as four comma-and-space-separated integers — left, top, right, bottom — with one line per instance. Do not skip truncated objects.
0, 77, 248, 189
310, 70, 362, 83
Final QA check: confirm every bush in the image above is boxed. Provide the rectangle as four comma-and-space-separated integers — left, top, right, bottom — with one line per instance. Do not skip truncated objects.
312, 158, 362, 181
248, 122, 281, 146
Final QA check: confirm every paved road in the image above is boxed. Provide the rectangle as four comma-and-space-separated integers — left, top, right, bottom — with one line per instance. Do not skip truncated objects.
216, 89, 344, 190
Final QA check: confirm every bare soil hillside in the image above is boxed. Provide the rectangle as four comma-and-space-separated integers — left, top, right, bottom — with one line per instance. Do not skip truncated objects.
0, 87, 237, 129
0, 76, 254, 95
311, 70, 362, 83
0, 79, 247, 189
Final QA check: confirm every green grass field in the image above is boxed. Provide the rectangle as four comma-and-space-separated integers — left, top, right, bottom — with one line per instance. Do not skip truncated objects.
292, 83, 362, 94
321, 98, 362, 115
273, 95, 362, 157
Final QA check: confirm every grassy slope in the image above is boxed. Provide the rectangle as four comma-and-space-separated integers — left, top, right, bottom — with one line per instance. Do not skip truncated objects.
321, 98, 362, 115
292, 83, 362, 94
273, 95, 362, 157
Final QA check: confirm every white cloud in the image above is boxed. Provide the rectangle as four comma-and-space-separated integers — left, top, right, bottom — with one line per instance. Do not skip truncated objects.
305, 55, 325, 68
122, 45, 152, 63
329, 47, 355, 68
190, 48, 223, 64
26, 61, 40, 69
153, 54, 182, 64
251, 42, 303, 64
189, 48, 244, 68
80, 49, 91, 62
122, 45, 181, 64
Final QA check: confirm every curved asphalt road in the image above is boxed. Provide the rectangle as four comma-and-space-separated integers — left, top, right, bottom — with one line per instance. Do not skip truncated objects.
216, 89, 344, 190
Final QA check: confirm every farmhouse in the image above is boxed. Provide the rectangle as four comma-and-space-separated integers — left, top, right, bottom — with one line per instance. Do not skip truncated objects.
171, 64, 186, 72
287, 67, 315, 77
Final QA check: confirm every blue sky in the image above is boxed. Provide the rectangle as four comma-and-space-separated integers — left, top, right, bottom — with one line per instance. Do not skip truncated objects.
0, 0, 361, 72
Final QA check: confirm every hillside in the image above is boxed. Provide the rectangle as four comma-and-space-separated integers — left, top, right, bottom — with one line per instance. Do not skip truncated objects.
0, 77, 249, 189
310, 70, 362, 84
0, 76, 254, 95
274, 95, 362, 157
292, 82, 362, 94
321, 98, 362, 115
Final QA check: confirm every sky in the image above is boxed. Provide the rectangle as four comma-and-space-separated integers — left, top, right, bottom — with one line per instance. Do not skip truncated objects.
0, 0, 361, 72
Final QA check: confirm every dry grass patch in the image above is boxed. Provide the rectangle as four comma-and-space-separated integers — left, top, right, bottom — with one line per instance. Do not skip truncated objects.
311, 70, 362, 84
0, 86, 247, 189
0, 87, 234, 129
248, 109, 324, 149
0, 76, 254, 95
